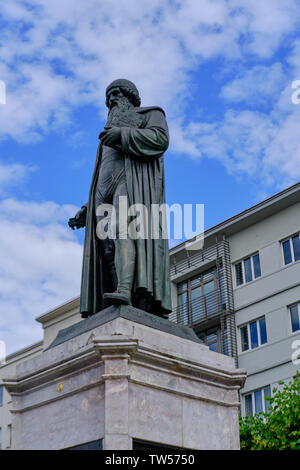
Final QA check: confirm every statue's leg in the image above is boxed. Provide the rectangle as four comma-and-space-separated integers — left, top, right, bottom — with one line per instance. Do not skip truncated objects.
99, 238, 118, 293
103, 172, 135, 306
94, 174, 117, 294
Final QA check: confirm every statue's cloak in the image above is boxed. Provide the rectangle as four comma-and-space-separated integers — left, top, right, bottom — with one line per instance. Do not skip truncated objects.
80, 106, 172, 317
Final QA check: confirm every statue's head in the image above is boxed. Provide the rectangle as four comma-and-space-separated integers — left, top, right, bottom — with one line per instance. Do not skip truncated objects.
105, 79, 141, 109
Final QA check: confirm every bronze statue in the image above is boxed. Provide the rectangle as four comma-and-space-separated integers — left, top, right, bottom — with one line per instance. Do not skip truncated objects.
69, 79, 171, 319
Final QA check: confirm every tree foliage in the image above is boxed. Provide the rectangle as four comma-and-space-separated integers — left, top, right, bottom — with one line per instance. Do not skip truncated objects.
240, 373, 300, 450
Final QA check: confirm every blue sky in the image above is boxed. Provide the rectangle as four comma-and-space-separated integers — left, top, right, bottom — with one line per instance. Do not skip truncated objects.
1, 0, 300, 354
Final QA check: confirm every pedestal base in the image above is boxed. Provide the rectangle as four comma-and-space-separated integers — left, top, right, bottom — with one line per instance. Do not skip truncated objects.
4, 306, 246, 450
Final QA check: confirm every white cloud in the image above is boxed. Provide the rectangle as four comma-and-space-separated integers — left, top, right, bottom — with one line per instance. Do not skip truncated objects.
0, 0, 299, 188
0, 0, 299, 141
287, 39, 300, 75
171, 91, 300, 188
0, 198, 83, 354
220, 63, 286, 106
262, 109, 300, 187
171, 109, 277, 174
0, 161, 35, 193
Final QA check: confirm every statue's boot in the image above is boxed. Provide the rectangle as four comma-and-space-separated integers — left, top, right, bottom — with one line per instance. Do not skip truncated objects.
101, 239, 117, 292
103, 239, 135, 307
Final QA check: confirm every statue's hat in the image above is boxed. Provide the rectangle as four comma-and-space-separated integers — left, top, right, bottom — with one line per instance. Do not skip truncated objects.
106, 79, 139, 96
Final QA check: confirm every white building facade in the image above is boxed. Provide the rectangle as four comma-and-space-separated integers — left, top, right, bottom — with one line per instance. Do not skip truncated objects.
169, 182, 300, 418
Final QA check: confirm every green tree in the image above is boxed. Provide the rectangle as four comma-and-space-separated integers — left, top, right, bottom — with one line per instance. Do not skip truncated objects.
240, 373, 300, 450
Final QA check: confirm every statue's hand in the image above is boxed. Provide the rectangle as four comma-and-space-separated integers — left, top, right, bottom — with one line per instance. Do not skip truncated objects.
99, 127, 121, 147
68, 206, 87, 230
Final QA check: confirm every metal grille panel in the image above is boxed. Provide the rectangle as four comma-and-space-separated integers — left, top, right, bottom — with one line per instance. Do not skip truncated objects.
169, 239, 237, 364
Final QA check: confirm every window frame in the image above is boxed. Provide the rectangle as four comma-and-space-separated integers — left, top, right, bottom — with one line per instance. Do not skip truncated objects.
239, 316, 268, 353
0, 385, 3, 407
234, 252, 261, 287
281, 232, 300, 266
198, 326, 229, 355
177, 265, 225, 324
244, 386, 271, 417
289, 302, 300, 334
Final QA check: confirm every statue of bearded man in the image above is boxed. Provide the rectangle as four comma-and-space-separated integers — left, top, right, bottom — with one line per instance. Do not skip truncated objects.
69, 79, 172, 319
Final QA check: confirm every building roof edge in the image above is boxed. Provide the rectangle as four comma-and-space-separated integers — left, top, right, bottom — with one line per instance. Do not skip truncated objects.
170, 181, 300, 255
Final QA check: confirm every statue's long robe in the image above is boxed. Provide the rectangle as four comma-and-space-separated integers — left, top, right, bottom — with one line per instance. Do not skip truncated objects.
80, 106, 172, 317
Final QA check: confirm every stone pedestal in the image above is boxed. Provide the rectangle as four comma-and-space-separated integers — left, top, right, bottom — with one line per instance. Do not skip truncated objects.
4, 306, 246, 450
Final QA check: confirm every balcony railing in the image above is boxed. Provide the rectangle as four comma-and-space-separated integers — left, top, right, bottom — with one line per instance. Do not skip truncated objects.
169, 288, 227, 326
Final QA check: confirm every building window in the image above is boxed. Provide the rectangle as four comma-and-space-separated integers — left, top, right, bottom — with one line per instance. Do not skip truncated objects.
234, 253, 261, 286
240, 316, 267, 352
282, 233, 300, 265
198, 327, 229, 355
7, 424, 12, 448
244, 386, 271, 416
0, 385, 3, 406
177, 266, 225, 324
290, 303, 300, 333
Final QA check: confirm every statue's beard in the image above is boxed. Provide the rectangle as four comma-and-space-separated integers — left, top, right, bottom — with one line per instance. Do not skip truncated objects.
110, 95, 133, 112
105, 96, 134, 128
104, 94, 143, 129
